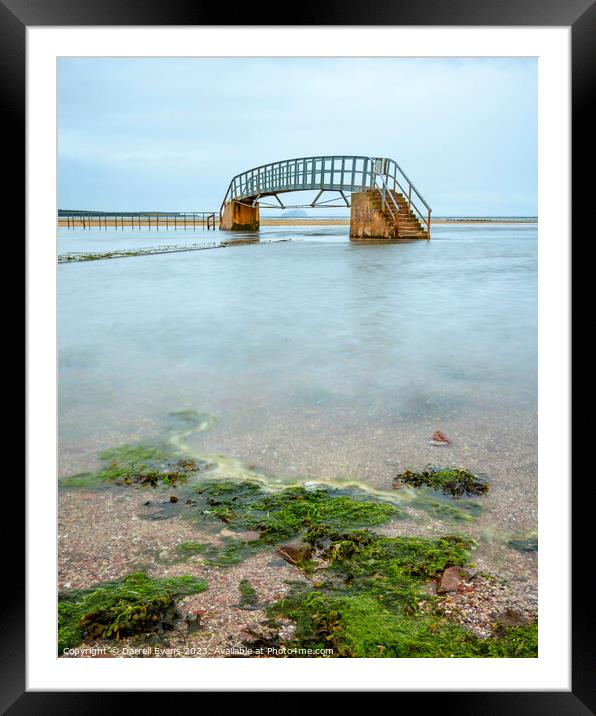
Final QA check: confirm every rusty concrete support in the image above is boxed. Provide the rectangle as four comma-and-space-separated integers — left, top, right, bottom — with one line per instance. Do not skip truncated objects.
349, 191, 397, 241
220, 201, 260, 231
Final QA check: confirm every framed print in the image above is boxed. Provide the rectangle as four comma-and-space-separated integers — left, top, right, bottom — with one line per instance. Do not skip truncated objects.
12, 0, 589, 708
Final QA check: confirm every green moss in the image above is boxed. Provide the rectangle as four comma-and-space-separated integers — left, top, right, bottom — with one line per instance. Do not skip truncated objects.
58, 572, 207, 654
61, 442, 200, 489
195, 481, 400, 543
238, 579, 258, 607
395, 466, 488, 496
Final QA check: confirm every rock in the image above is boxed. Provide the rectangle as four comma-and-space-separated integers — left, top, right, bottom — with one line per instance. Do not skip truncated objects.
430, 430, 451, 446
275, 540, 312, 565
494, 608, 528, 628
437, 566, 461, 594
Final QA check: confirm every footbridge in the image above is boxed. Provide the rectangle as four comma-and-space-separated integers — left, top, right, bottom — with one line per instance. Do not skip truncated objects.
219, 155, 431, 241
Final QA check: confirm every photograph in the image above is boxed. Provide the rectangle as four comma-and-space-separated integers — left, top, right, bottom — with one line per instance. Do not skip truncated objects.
56, 55, 540, 660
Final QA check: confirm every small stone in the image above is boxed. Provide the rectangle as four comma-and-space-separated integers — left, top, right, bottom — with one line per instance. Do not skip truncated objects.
495, 608, 528, 628
430, 430, 451, 446
437, 566, 461, 594
275, 540, 312, 565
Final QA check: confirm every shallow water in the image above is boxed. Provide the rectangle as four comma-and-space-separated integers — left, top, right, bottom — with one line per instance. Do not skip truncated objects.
58, 223, 537, 573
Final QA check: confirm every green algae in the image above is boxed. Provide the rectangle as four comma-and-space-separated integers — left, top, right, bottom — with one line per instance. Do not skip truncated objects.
267, 529, 536, 658
61, 442, 202, 490
58, 572, 207, 654
194, 480, 400, 543
307, 527, 471, 579
238, 579, 258, 608
269, 587, 537, 658
394, 466, 489, 497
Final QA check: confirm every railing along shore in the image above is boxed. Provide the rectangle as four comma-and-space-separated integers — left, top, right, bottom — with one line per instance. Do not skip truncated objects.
58, 212, 217, 231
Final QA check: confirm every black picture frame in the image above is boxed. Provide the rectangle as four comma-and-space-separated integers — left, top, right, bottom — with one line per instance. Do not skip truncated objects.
10, 0, 588, 709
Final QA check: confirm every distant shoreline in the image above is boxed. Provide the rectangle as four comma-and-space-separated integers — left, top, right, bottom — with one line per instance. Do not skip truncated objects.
260, 217, 536, 226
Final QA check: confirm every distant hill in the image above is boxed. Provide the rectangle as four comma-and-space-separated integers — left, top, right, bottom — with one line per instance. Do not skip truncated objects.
281, 209, 308, 218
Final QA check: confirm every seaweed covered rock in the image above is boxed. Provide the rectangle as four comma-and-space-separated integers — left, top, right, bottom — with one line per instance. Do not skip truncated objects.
393, 466, 489, 497
58, 572, 207, 654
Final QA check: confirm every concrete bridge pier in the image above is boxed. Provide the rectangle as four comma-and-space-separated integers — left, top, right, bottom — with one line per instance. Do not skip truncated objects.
220, 200, 260, 231
349, 191, 397, 241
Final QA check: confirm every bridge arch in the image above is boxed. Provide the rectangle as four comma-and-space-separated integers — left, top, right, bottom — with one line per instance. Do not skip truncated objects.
219, 155, 432, 240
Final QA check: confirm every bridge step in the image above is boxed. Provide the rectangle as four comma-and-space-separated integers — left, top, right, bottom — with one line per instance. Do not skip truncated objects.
368, 189, 428, 239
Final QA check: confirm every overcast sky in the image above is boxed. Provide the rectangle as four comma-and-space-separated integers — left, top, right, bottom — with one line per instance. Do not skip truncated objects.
58, 57, 537, 216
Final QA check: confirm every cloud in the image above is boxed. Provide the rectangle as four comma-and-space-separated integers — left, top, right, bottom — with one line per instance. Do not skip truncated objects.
58, 57, 537, 215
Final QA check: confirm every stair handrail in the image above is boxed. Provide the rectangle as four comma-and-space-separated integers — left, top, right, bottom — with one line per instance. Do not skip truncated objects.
377, 157, 432, 235
367, 157, 401, 225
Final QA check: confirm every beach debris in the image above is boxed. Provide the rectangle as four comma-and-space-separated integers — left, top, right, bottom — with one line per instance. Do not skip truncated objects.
437, 566, 462, 594
430, 430, 451, 446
